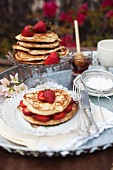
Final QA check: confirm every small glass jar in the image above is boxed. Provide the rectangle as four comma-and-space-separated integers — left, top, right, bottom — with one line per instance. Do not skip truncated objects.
70, 48, 92, 76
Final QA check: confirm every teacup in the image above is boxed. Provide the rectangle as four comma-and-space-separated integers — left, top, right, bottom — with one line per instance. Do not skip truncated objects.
97, 39, 113, 67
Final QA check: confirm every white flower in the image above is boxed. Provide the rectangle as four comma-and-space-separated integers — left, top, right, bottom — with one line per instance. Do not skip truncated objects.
0, 77, 10, 86
10, 73, 19, 84
14, 83, 28, 93
0, 73, 28, 97
4, 89, 15, 97
0, 85, 4, 96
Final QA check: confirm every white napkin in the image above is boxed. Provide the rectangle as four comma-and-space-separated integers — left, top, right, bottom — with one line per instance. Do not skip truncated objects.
0, 104, 113, 151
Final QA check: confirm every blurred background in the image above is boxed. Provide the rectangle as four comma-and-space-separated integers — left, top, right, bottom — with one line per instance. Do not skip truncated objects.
0, 0, 113, 63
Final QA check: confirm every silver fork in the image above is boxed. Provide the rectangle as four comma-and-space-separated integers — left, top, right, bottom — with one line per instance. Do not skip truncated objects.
73, 76, 90, 135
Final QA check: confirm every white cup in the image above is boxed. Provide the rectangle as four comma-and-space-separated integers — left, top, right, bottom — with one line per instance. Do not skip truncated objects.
97, 39, 113, 67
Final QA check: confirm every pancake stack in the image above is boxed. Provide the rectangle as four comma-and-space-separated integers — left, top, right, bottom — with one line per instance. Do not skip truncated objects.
19, 89, 78, 126
12, 22, 69, 65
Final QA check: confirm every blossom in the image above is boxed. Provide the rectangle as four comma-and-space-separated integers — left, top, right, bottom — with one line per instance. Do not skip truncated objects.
60, 35, 76, 48
9, 73, 19, 84
14, 83, 28, 93
4, 89, 15, 97
0, 85, 4, 96
101, 0, 113, 8
0, 77, 10, 86
59, 12, 73, 23
43, 1, 58, 18
0, 73, 28, 97
78, 3, 88, 14
106, 10, 113, 18
76, 13, 87, 26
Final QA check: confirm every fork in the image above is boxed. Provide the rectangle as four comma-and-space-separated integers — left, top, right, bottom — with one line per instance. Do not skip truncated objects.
73, 76, 91, 135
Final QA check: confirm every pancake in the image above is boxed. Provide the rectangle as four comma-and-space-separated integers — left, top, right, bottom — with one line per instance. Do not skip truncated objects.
17, 40, 61, 49
14, 53, 44, 64
13, 44, 64, 55
15, 31, 58, 43
23, 89, 72, 116
14, 48, 69, 62
22, 103, 78, 126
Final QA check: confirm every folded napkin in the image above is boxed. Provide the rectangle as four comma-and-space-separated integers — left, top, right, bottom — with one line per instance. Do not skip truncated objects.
0, 104, 113, 151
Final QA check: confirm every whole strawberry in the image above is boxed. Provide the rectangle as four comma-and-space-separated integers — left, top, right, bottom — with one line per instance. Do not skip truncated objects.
33, 21, 47, 33
43, 89, 55, 103
21, 25, 34, 37
44, 52, 60, 65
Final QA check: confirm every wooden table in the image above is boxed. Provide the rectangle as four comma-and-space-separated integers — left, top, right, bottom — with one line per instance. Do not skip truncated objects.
0, 147, 113, 170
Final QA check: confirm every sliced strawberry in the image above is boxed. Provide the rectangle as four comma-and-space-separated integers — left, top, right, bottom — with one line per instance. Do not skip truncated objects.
43, 89, 55, 103
38, 91, 46, 102
21, 25, 34, 37
33, 21, 47, 33
22, 107, 32, 116
70, 97, 74, 104
52, 111, 66, 120
44, 52, 60, 65
35, 114, 50, 122
64, 104, 72, 113
19, 100, 26, 107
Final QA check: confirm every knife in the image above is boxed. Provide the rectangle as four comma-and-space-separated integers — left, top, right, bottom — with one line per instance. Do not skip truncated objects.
80, 83, 99, 134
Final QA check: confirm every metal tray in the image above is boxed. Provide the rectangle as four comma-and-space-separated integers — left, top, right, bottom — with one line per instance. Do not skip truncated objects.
0, 51, 113, 157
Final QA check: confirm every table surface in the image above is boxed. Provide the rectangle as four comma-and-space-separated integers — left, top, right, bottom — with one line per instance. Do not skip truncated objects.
0, 65, 113, 170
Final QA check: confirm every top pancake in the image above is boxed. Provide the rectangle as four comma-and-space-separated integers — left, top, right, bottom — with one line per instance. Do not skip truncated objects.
23, 89, 71, 116
15, 31, 58, 43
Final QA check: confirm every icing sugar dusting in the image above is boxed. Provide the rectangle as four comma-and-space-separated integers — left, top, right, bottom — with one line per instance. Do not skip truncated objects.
86, 76, 113, 91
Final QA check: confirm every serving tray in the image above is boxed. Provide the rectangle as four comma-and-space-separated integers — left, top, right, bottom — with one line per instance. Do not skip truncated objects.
0, 51, 113, 157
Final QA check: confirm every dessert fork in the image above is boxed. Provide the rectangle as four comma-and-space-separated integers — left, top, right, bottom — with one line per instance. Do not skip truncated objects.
73, 76, 90, 135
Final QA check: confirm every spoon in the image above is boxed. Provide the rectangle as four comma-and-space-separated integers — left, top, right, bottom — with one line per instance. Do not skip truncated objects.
74, 20, 85, 67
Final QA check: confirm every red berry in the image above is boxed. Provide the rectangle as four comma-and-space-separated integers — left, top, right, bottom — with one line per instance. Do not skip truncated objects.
64, 104, 72, 113
52, 111, 66, 120
38, 91, 46, 102
35, 114, 50, 122
22, 107, 32, 116
43, 89, 55, 103
21, 25, 34, 37
44, 52, 60, 65
70, 98, 74, 104
33, 21, 47, 33
19, 100, 26, 107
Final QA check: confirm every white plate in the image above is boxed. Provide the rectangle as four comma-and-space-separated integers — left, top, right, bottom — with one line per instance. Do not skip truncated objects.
0, 83, 80, 136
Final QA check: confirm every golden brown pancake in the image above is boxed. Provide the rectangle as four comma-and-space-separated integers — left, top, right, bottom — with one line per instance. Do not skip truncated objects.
23, 89, 72, 115
22, 103, 78, 126
17, 40, 61, 49
14, 47, 69, 63
15, 31, 58, 43
12, 44, 64, 55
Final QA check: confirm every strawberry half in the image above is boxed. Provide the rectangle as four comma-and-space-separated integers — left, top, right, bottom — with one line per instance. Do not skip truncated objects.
43, 89, 55, 103
19, 100, 26, 107
33, 21, 47, 33
22, 107, 32, 116
21, 25, 34, 37
44, 52, 60, 65
64, 104, 72, 113
52, 111, 66, 120
34, 115, 50, 122
38, 91, 46, 102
